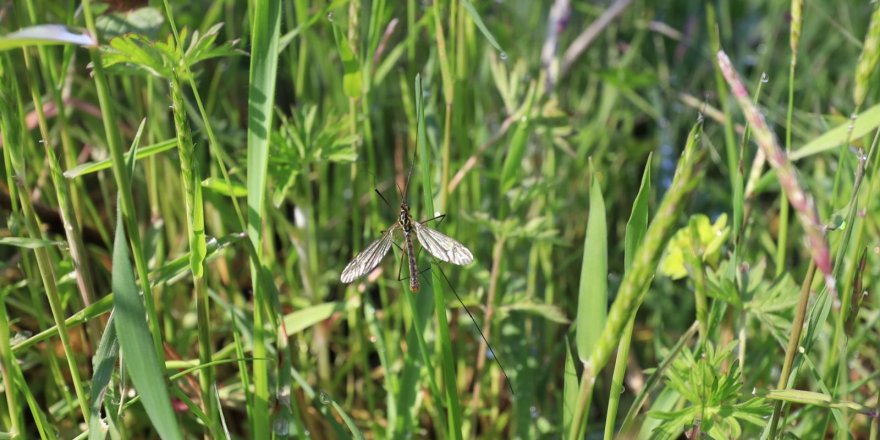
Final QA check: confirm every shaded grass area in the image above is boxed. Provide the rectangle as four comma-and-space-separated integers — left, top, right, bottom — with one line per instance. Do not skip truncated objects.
1, 1, 879, 438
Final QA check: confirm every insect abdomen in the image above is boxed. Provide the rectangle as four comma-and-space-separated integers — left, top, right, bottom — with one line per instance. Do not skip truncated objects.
404, 229, 420, 292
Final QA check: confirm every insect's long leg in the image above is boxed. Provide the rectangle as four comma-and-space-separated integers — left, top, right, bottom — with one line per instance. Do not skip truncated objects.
419, 213, 446, 226
434, 266, 515, 396
395, 243, 406, 282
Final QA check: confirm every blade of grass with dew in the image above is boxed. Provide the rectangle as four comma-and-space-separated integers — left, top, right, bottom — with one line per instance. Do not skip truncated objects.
416, 73, 464, 440
88, 313, 119, 440
460, 0, 504, 53
246, 0, 282, 435
568, 120, 705, 440
62, 138, 177, 178
605, 154, 652, 440
791, 103, 880, 161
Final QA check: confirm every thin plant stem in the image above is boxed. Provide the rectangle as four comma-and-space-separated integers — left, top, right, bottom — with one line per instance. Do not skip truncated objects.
768, 261, 816, 438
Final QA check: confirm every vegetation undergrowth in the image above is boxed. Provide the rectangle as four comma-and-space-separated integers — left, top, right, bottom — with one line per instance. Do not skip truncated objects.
0, 1, 878, 438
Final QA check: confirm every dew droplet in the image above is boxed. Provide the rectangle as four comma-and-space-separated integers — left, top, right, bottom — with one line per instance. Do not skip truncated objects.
499, 51, 508, 61
319, 391, 331, 405
327, 12, 335, 22
530, 405, 540, 419
760, 72, 769, 83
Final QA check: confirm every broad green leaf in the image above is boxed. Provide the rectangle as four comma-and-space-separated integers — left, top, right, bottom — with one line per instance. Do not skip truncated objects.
576, 169, 607, 361
0, 25, 95, 50
659, 214, 729, 280
63, 138, 176, 178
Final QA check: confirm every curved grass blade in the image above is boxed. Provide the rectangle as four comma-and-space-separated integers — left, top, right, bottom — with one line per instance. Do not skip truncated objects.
63, 138, 176, 179
460, 0, 504, 53
791, 103, 880, 161
112, 202, 181, 439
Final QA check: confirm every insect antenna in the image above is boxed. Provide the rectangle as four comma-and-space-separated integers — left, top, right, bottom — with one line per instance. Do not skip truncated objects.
434, 265, 515, 396
374, 188, 394, 210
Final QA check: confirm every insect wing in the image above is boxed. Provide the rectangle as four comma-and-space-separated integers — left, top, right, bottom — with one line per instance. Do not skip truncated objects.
413, 222, 474, 265
340, 226, 397, 283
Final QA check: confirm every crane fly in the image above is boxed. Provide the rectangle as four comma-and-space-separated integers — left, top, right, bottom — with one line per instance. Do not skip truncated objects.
339, 198, 473, 291
339, 162, 514, 396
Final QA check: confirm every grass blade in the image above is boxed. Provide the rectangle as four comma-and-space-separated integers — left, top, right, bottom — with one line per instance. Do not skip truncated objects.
62, 138, 177, 178
460, 0, 504, 53
604, 154, 652, 439
576, 165, 608, 362
88, 313, 119, 440
246, 0, 283, 435
111, 196, 181, 439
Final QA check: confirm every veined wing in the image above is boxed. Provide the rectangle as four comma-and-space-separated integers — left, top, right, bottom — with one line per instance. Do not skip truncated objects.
413, 222, 474, 265
341, 225, 398, 283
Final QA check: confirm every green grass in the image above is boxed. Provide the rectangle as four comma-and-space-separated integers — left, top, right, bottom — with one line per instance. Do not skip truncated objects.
1, 1, 880, 438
